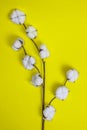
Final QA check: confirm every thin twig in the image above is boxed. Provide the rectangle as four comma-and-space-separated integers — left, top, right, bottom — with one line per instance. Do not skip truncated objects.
30, 39, 40, 52
34, 64, 41, 74
48, 96, 56, 105
23, 23, 27, 29
64, 79, 68, 86
47, 79, 68, 106
22, 45, 27, 55
42, 60, 45, 130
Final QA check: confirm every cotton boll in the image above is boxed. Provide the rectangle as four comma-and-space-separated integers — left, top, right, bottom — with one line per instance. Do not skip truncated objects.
39, 44, 50, 59
43, 106, 56, 121
39, 50, 50, 59
56, 86, 69, 100
10, 9, 26, 24
12, 38, 24, 51
66, 69, 79, 82
26, 26, 37, 39
32, 74, 43, 86
22, 55, 35, 70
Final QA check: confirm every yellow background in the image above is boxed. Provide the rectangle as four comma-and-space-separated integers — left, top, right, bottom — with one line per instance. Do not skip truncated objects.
0, 0, 87, 130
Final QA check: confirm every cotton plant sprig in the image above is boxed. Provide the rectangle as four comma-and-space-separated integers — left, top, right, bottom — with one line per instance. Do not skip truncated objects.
43, 69, 79, 120
10, 9, 79, 130
12, 38, 42, 74
10, 9, 49, 130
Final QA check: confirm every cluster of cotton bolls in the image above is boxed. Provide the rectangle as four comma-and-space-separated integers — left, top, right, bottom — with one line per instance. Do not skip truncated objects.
11, 9, 50, 59
12, 38, 43, 86
12, 37, 49, 86
43, 69, 79, 121
11, 9, 50, 87
10, 9, 79, 123
10, 9, 37, 38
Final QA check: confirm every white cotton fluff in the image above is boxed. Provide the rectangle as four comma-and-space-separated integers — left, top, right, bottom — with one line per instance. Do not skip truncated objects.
66, 69, 79, 82
10, 9, 26, 24
39, 44, 50, 59
56, 86, 69, 100
32, 73, 43, 86
22, 55, 35, 70
12, 38, 24, 51
26, 26, 37, 39
43, 106, 56, 121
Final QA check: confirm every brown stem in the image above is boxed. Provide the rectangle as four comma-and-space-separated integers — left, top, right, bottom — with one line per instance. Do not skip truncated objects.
30, 39, 40, 52
64, 79, 68, 86
22, 45, 27, 55
23, 23, 27, 29
34, 64, 41, 74
48, 96, 56, 106
42, 60, 45, 130
22, 23, 45, 130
